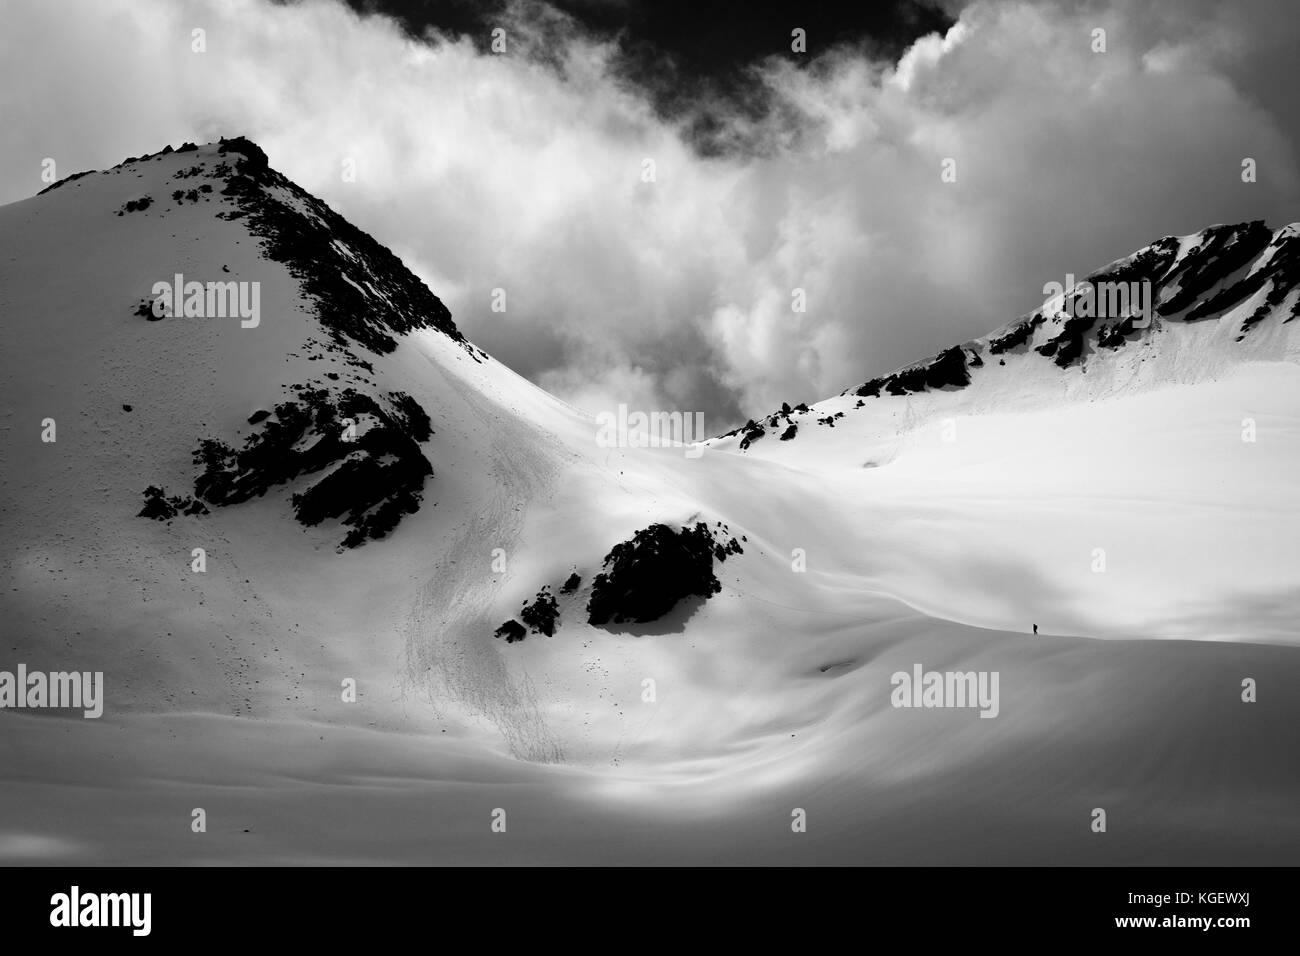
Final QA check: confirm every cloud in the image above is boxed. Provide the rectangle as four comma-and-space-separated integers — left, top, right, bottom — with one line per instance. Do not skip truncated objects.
2, 0, 1298, 429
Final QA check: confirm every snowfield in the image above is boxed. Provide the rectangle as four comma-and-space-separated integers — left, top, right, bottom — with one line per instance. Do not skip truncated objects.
1, 141, 1297, 863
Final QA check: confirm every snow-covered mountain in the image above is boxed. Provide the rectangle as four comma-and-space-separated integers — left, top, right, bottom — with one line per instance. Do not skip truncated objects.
717, 220, 1300, 459
2, 140, 1298, 864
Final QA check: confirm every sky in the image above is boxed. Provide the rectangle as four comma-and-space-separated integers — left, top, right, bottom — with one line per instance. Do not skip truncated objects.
3, 0, 1299, 428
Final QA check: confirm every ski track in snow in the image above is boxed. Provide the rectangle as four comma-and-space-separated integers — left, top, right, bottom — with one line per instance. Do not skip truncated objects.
401, 363, 565, 763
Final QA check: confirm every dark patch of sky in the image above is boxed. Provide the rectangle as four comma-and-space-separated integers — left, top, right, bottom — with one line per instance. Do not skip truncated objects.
334, 0, 956, 153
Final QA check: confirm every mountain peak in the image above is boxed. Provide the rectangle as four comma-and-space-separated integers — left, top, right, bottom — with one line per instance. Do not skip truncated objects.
855, 220, 1299, 397
718, 220, 1300, 452
38, 137, 478, 359
10, 138, 502, 549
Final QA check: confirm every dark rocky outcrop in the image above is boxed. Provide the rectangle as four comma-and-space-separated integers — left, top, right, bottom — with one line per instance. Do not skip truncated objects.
138, 485, 209, 520
215, 137, 472, 357
520, 588, 559, 636
1216, 231, 1300, 337
1036, 314, 1095, 368
1156, 221, 1272, 318
154, 385, 435, 548
737, 421, 765, 451
494, 620, 527, 644
586, 522, 742, 626
720, 401, 811, 451
1095, 314, 1142, 348
854, 344, 972, 398
170, 187, 210, 204
36, 169, 94, 196
988, 313, 1046, 355
387, 391, 433, 442
117, 196, 153, 215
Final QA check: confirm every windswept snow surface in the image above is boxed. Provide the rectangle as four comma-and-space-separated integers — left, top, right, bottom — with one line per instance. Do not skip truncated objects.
1, 145, 1298, 864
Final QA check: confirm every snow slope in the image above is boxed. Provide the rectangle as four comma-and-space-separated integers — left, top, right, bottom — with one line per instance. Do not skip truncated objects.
1, 141, 1298, 864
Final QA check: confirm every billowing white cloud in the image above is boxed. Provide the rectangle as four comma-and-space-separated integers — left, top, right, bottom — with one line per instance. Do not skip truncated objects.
2, 0, 1298, 426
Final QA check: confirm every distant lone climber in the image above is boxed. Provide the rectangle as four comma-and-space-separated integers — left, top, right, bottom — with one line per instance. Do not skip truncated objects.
1032, 623, 1038, 635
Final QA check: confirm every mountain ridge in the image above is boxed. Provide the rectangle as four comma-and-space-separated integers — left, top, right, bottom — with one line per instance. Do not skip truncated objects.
719, 219, 1300, 452
26, 138, 1299, 453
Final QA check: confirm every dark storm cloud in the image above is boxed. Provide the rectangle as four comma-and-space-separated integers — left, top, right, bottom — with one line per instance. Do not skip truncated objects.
328, 0, 955, 154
